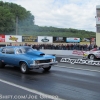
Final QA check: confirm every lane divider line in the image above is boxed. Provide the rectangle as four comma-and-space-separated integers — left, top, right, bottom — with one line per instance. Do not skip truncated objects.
0, 79, 65, 100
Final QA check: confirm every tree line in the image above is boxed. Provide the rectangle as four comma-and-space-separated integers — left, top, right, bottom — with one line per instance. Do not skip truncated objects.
0, 1, 95, 39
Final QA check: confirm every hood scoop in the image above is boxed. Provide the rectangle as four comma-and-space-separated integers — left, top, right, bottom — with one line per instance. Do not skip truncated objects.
26, 50, 45, 56
40, 53, 45, 56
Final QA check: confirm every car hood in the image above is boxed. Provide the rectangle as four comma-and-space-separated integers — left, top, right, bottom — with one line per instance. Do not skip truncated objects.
26, 50, 45, 56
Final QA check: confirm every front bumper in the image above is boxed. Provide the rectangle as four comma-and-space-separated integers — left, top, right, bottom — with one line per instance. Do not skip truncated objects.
30, 61, 58, 68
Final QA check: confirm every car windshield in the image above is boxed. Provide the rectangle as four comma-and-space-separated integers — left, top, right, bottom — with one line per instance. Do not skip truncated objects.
21, 47, 33, 53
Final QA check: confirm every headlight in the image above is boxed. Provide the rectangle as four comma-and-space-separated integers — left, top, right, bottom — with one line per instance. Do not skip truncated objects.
35, 60, 40, 64
53, 58, 56, 62
50, 59, 53, 62
50, 58, 55, 62
33, 60, 40, 64
33, 61, 36, 65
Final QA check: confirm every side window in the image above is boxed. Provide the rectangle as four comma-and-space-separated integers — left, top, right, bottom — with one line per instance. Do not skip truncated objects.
6, 48, 15, 54
16, 49, 22, 54
1, 48, 6, 53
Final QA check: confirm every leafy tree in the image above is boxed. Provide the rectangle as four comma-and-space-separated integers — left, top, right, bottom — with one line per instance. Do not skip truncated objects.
0, 6, 15, 33
0, 1, 95, 39
0, 1, 34, 34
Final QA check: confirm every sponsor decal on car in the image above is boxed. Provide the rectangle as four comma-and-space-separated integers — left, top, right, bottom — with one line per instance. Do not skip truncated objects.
60, 58, 100, 66
72, 50, 86, 55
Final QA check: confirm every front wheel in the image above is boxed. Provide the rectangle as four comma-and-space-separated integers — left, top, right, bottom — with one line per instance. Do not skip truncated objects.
20, 62, 29, 74
88, 54, 95, 60
43, 66, 51, 71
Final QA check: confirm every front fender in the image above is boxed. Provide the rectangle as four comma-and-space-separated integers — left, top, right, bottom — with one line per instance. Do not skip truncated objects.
19, 60, 32, 68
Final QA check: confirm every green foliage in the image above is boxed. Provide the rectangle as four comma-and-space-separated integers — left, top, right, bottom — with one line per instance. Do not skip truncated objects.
0, 1, 96, 39
0, 1, 34, 34
0, 6, 15, 33
18, 26, 95, 39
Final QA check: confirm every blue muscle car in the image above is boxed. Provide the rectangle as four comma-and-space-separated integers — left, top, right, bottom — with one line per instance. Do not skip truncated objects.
0, 46, 58, 74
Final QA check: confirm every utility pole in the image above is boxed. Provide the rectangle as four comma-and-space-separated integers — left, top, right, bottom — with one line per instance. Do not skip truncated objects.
16, 16, 18, 35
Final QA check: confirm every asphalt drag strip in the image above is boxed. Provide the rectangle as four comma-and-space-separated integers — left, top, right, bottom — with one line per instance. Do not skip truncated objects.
0, 63, 100, 100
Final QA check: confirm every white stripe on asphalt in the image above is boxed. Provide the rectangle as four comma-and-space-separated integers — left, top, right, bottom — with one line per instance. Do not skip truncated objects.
55, 65, 100, 73
0, 79, 65, 100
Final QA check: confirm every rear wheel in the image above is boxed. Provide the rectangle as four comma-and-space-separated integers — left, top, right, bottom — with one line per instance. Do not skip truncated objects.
0, 60, 5, 68
43, 66, 51, 71
89, 54, 95, 60
20, 62, 29, 74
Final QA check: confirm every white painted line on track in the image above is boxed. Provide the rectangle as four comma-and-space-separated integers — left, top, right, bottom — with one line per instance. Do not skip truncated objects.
55, 65, 100, 73
0, 79, 65, 100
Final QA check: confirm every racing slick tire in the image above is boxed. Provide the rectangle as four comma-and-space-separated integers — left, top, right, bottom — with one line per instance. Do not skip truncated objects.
0, 60, 5, 68
20, 62, 29, 74
43, 66, 51, 71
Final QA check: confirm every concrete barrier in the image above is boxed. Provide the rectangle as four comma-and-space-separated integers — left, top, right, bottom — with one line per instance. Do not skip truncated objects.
40, 50, 86, 56
41, 50, 100, 66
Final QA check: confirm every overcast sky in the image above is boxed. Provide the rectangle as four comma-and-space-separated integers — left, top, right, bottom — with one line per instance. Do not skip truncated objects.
4, 0, 100, 32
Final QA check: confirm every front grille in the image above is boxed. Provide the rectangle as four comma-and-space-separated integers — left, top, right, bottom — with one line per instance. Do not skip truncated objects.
39, 59, 51, 63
